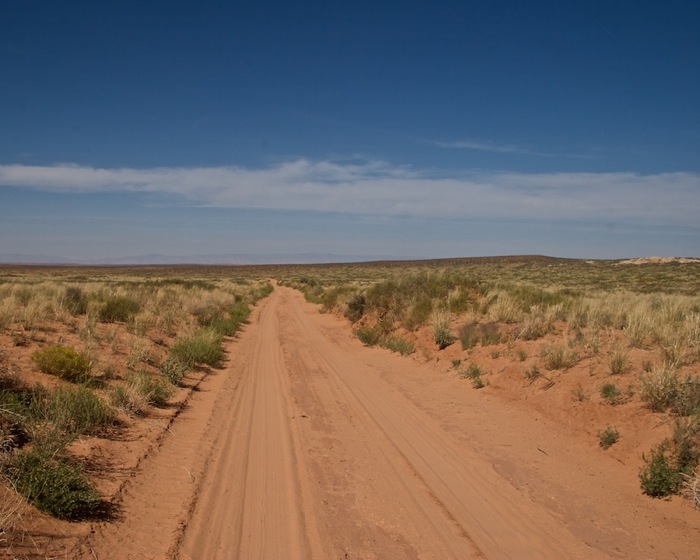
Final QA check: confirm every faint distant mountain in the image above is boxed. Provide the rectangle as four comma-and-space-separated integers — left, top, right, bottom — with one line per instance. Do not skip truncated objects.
0, 253, 80, 264
0, 252, 399, 265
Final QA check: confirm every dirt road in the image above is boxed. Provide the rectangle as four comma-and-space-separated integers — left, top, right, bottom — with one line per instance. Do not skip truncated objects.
84, 286, 699, 559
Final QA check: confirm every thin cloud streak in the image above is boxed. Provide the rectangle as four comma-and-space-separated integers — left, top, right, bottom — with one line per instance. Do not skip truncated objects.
431, 139, 553, 157
0, 161, 698, 227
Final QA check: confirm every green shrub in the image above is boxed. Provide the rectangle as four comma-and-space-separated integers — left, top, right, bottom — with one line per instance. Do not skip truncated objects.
672, 377, 700, 416
598, 426, 620, 449
32, 346, 91, 382
8, 448, 101, 519
98, 296, 140, 323
379, 335, 415, 355
344, 294, 366, 323
64, 286, 87, 315
461, 363, 485, 389
356, 327, 381, 346
170, 329, 224, 367
600, 383, 622, 405
211, 302, 250, 336
32, 385, 114, 436
640, 440, 681, 497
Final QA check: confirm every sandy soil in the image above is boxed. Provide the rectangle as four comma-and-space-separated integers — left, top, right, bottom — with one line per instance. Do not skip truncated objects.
74, 286, 698, 559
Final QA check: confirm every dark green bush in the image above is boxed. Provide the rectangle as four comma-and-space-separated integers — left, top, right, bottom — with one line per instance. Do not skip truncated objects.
31, 346, 91, 382
640, 440, 681, 497
64, 286, 88, 315
98, 296, 140, 323
598, 426, 620, 449
600, 383, 622, 405
9, 448, 101, 519
345, 294, 366, 323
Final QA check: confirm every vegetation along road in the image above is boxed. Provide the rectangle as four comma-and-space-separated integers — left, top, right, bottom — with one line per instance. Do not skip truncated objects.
82, 283, 698, 559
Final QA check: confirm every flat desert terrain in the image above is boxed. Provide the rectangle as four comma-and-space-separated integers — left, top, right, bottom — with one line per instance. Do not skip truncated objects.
1, 259, 699, 559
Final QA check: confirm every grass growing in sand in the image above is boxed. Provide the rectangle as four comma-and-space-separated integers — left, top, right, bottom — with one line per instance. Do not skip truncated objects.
0, 266, 272, 524
280, 256, 700, 504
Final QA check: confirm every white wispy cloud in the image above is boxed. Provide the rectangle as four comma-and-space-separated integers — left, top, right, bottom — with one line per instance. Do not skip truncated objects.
431, 139, 553, 157
0, 161, 698, 227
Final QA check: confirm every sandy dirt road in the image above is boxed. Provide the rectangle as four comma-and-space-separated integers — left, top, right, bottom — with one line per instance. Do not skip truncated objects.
83, 286, 698, 559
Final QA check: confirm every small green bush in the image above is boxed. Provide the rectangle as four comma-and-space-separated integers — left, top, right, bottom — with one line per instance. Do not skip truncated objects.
9, 448, 101, 519
598, 426, 620, 449
98, 296, 140, 323
600, 383, 622, 405
170, 330, 224, 367
461, 363, 485, 389
32, 346, 91, 382
379, 335, 415, 356
64, 286, 88, 315
672, 377, 700, 416
640, 440, 681, 497
345, 294, 366, 323
211, 303, 250, 336
356, 327, 381, 346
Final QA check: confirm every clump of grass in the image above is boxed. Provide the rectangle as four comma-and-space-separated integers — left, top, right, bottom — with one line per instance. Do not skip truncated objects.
356, 326, 382, 346
31, 345, 91, 382
572, 384, 586, 403
110, 370, 174, 415
431, 309, 454, 350
639, 366, 679, 412
541, 343, 578, 371
379, 335, 415, 356
126, 370, 174, 408
598, 426, 620, 449
159, 356, 189, 386
457, 321, 479, 350
672, 377, 700, 416
31, 385, 115, 436
63, 286, 87, 315
524, 363, 541, 382
600, 382, 622, 405
460, 363, 486, 389
608, 348, 629, 375
7, 448, 101, 520
170, 329, 224, 367
98, 296, 140, 323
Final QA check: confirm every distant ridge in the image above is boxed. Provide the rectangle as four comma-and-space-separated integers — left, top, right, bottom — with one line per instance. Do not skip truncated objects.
0, 252, 399, 266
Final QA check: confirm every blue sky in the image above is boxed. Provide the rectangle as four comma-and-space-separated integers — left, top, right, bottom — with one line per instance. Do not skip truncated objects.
1, 1, 698, 262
